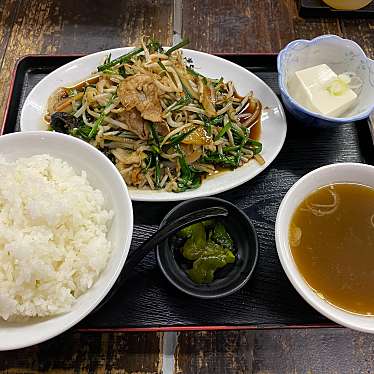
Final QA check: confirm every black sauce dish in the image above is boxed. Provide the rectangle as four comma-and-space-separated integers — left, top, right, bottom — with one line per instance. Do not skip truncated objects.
156, 197, 259, 299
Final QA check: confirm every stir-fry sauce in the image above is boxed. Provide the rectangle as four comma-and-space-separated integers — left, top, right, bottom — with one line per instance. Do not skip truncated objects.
289, 183, 374, 315
46, 37, 263, 192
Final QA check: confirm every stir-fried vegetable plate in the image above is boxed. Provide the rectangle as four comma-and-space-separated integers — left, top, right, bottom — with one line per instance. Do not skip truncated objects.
21, 41, 287, 201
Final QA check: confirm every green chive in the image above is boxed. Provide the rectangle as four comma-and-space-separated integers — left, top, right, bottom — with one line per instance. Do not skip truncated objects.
165, 38, 190, 56
88, 96, 115, 138
97, 47, 144, 71
214, 122, 231, 141
158, 61, 167, 71
149, 123, 161, 148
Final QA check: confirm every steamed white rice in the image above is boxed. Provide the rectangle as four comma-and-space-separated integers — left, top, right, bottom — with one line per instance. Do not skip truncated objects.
0, 154, 113, 320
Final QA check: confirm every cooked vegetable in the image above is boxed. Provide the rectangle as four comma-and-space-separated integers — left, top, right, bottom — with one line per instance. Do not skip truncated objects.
187, 248, 235, 284
97, 47, 144, 72
46, 37, 263, 192
211, 223, 233, 248
88, 95, 115, 138
50, 112, 79, 133
177, 220, 236, 284
165, 38, 190, 56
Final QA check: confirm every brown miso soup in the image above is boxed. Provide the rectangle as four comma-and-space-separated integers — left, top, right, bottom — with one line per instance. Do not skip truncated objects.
289, 183, 374, 315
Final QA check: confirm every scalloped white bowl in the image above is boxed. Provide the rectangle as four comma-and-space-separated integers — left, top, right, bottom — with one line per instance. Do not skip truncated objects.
277, 35, 374, 125
276, 162, 374, 333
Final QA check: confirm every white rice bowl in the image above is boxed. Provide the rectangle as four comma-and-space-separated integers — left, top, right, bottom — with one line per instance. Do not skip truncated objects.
0, 154, 113, 320
0, 131, 133, 350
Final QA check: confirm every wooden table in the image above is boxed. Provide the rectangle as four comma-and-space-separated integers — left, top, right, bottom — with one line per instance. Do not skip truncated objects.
0, 0, 373, 372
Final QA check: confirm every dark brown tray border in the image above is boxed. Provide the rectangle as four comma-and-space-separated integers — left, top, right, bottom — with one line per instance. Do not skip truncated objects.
1, 52, 353, 333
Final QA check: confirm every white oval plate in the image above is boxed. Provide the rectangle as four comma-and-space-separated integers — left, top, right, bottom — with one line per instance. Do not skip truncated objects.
21, 48, 287, 202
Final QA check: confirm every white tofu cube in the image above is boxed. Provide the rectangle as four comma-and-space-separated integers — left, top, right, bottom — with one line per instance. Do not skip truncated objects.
288, 64, 357, 117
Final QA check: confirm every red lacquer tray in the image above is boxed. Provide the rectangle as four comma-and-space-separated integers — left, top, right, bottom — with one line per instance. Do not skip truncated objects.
2, 54, 373, 331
